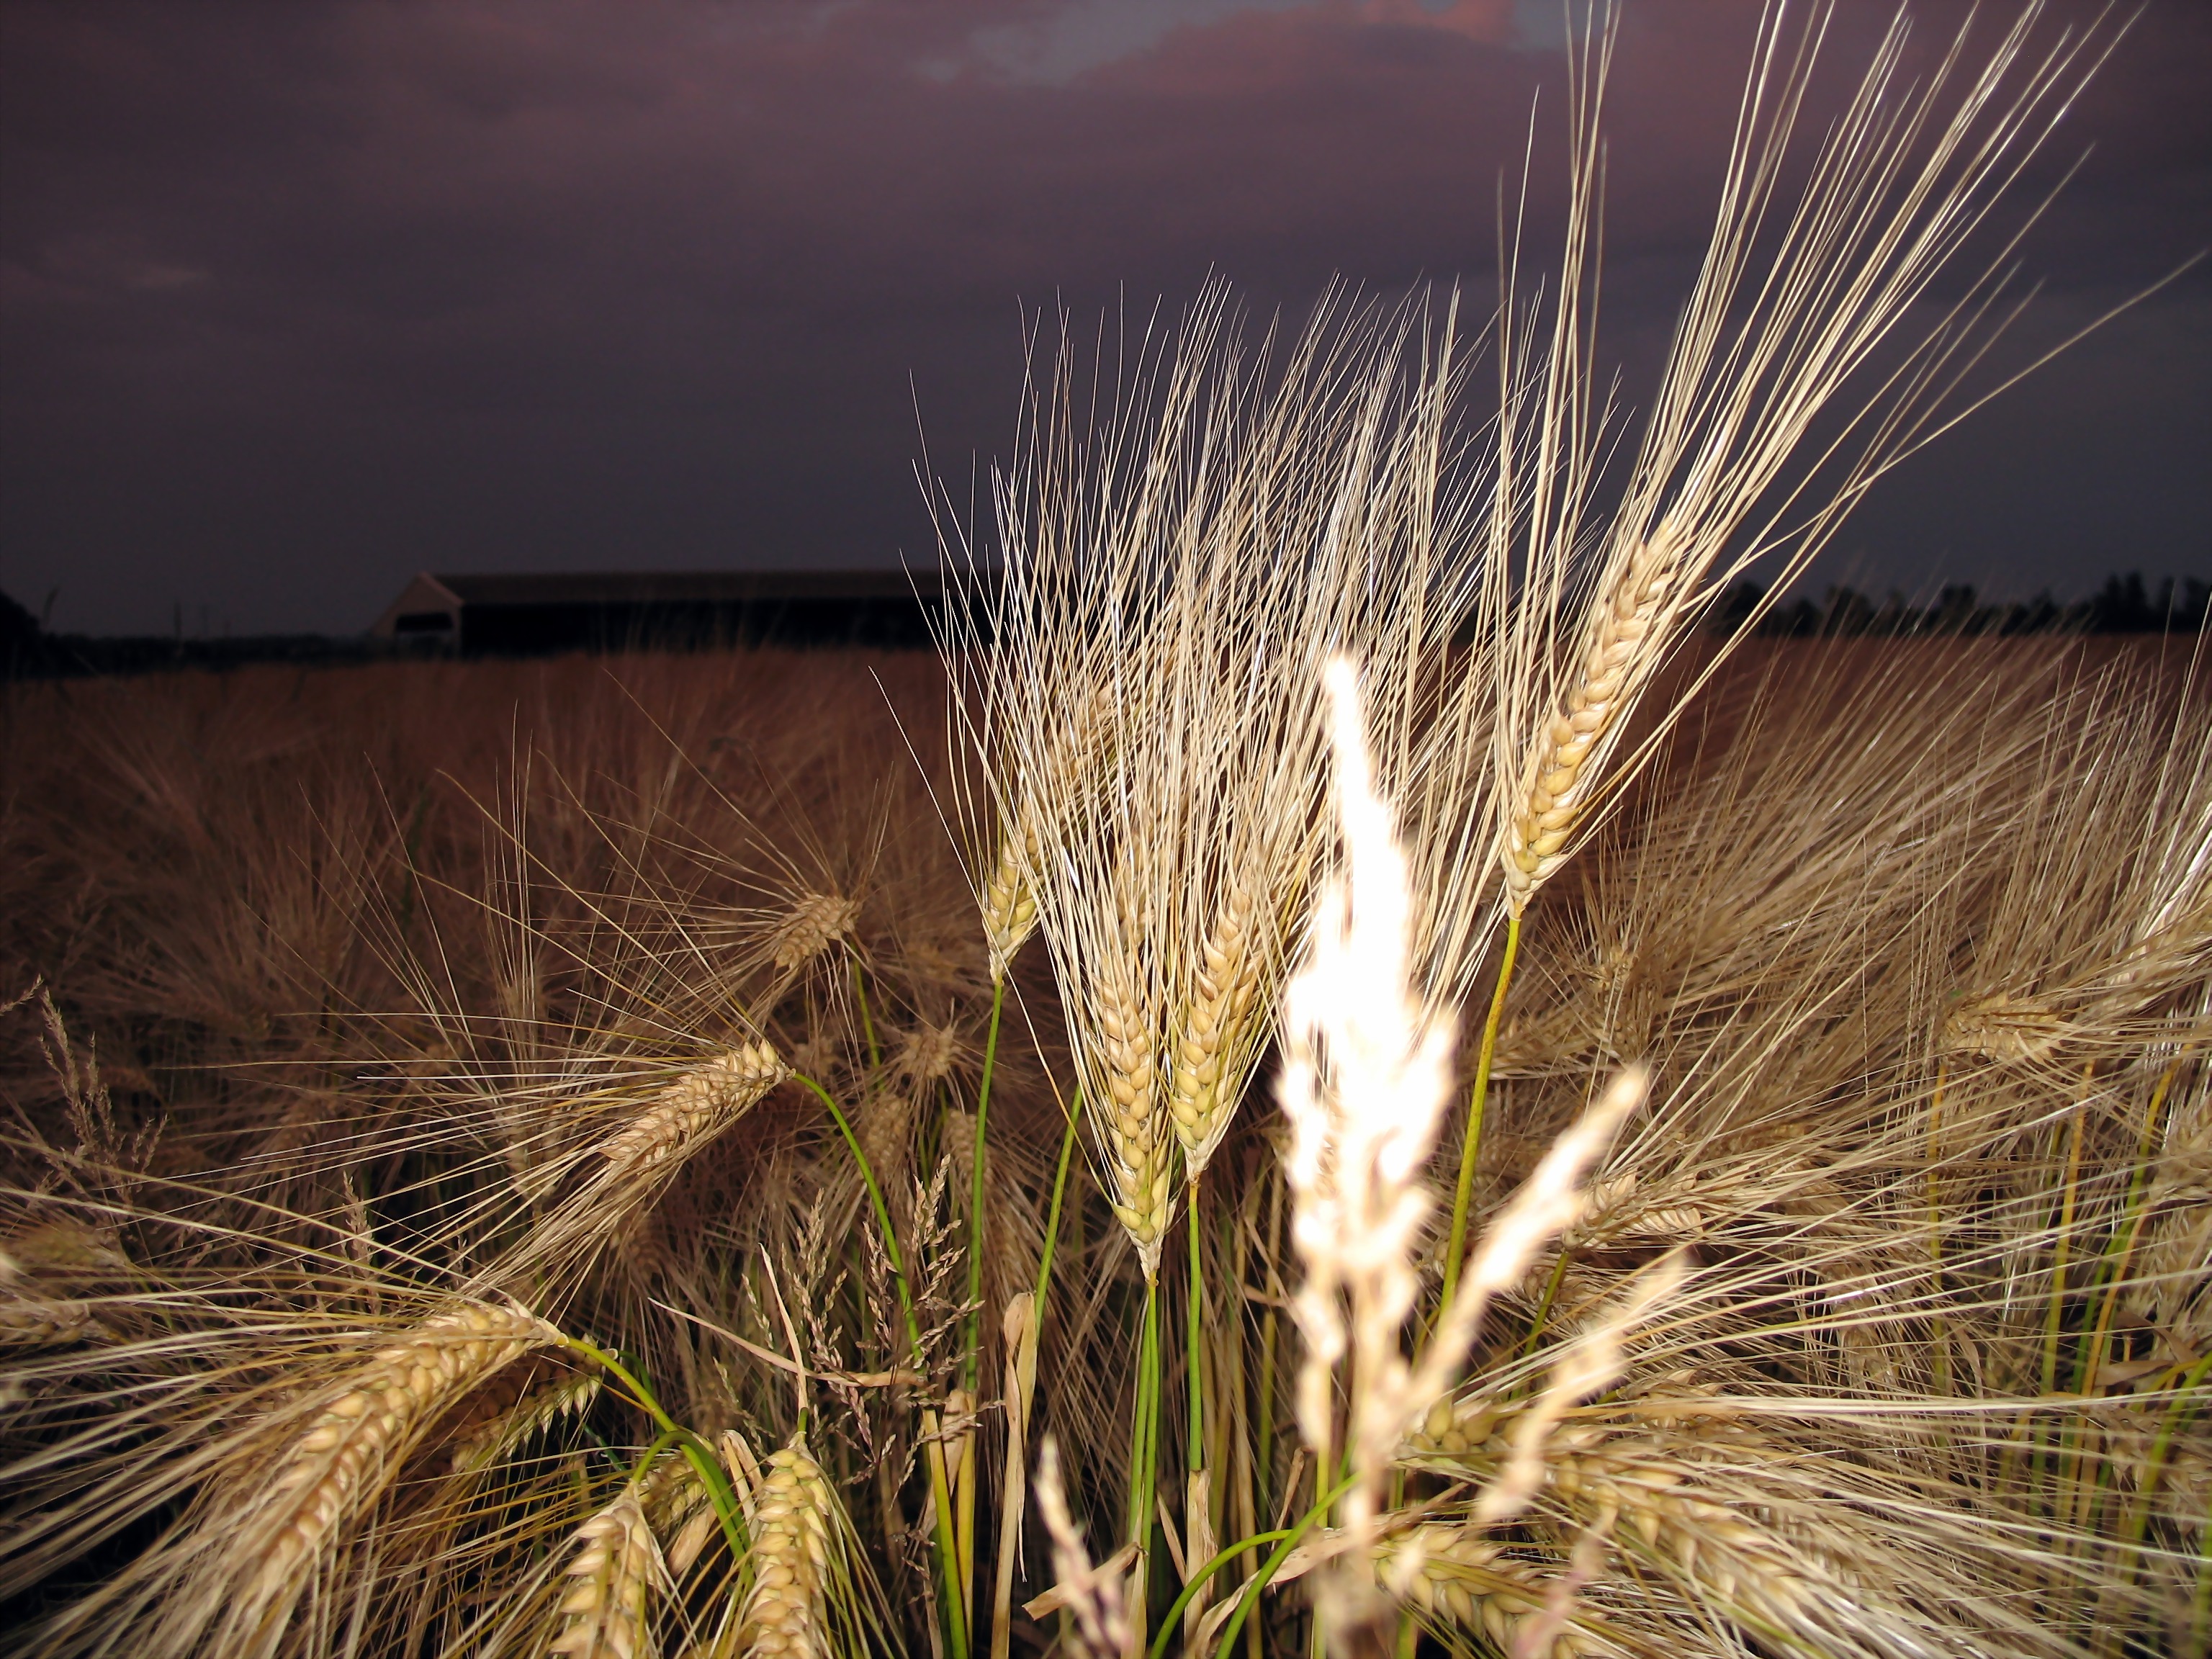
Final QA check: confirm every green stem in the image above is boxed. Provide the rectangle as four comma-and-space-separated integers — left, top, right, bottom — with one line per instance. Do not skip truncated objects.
1440, 912, 1521, 1315
1254, 1173, 1282, 1542
795, 1069, 970, 1659
2072, 1065, 2175, 1398
850, 952, 882, 1072
2121, 1351, 2212, 1554
559, 1336, 748, 1565
629, 1425, 684, 1484
1130, 1279, 1161, 1545
966, 975, 1006, 1392
1210, 1475, 1364, 1659
1128, 1276, 1163, 1658
1034, 1086, 1086, 1322
2043, 1102, 2086, 1401
1147, 1530, 1292, 1659
795, 1071, 915, 1323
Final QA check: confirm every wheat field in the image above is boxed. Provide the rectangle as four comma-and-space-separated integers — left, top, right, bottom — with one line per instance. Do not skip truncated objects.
4, 4, 2209, 1657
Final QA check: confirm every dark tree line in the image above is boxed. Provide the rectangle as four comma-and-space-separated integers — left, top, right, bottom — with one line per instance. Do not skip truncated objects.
4, 570, 2206, 680
1709, 572, 2208, 639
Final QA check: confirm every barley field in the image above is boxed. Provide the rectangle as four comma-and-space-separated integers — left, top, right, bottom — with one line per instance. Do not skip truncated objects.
3, 4, 2208, 1658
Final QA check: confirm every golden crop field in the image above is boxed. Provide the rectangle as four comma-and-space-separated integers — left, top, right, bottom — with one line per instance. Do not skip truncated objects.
3, 4, 2207, 1656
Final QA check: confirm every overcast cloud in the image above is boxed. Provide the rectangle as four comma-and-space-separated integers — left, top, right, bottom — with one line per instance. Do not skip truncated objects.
1, 0, 2205, 636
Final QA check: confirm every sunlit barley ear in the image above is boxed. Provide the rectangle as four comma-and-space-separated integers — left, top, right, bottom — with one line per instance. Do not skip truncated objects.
1092, 945, 1175, 1272
1482, 0, 2130, 926
550, 1489, 665, 1659
1498, 523, 1686, 914
598, 1041, 789, 1174
1279, 657, 1458, 1645
1284, 657, 1653, 1653
1166, 866, 1275, 1178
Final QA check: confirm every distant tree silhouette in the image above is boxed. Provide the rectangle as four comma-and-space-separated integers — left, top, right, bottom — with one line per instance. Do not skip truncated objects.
1707, 572, 2206, 638
1, 588, 37, 647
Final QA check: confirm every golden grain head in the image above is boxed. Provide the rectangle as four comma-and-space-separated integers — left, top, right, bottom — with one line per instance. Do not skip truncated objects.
894, 1021, 963, 1089
449, 1370, 602, 1476
1378, 1526, 1604, 1659
598, 1040, 788, 1171
1165, 875, 1265, 1174
739, 1437, 837, 1659
772, 892, 861, 973
1089, 963, 1174, 1264
1941, 992, 2069, 1064
253, 1301, 554, 1600
1503, 523, 1684, 911
549, 1490, 663, 1659
980, 829, 1040, 984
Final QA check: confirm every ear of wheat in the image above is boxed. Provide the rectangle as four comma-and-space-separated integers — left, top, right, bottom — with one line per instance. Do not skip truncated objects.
1484, 1, 2120, 923
599, 1042, 788, 1173
737, 1437, 840, 1659
163, 1300, 558, 1658
550, 1490, 666, 1659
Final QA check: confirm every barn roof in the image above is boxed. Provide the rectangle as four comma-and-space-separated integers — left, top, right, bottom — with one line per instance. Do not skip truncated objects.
421, 568, 947, 606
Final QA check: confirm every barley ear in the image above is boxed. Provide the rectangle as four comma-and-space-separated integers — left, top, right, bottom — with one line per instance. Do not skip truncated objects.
1166, 873, 1268, 1177
738, 1436, 839, 1659
1501, 521, 1683, 914
1093, 960, 1174, 1272
551, 1490, 666, 1659
230, 1300, 556, 1652
599, 1041, 788, 1172
980, 826, 1040, 985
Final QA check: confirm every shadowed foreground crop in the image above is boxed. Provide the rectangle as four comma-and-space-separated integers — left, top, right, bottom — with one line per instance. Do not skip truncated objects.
4, 4, 2209, 1655
2, 629, 2204, 1658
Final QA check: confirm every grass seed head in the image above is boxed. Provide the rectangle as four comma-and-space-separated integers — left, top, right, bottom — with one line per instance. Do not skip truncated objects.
979, 827, 1040, 986
1502, 522, 1683, 914
1166, 873, 1267, 1176
247, 1300, 556, 1628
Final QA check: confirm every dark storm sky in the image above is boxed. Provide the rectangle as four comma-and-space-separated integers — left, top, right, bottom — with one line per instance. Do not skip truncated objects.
2, 0, 2206, 637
